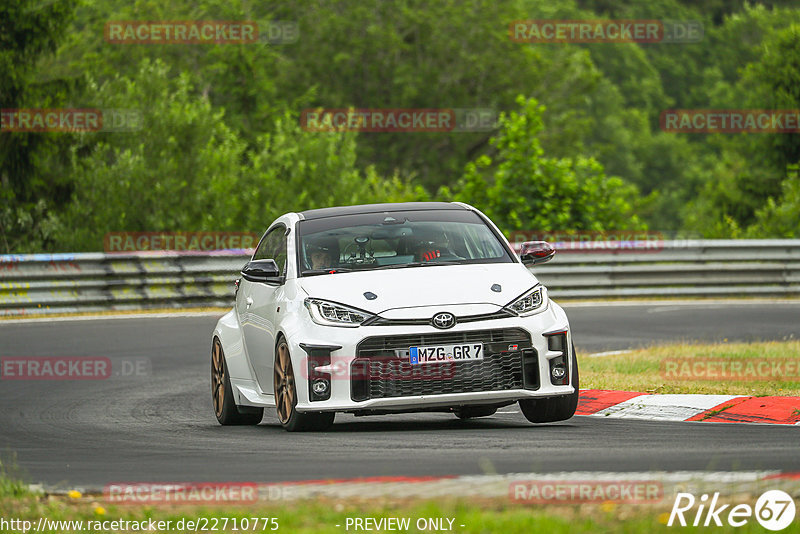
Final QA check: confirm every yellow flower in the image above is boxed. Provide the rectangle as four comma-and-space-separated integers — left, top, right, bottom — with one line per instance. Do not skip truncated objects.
68, 490, 82, 499
658, 512, 671, 524
94, 506, 106, 516
600, 501, 617, 513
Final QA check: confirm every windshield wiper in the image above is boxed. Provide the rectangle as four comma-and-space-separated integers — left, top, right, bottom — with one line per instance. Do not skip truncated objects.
300, 267, 354, 276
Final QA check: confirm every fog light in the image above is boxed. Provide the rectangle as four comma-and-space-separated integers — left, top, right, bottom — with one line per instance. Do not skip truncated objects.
548, 355, 569, 385
551, 364, 567, 380
300, 343, 340, 402
312, 378, 330, 396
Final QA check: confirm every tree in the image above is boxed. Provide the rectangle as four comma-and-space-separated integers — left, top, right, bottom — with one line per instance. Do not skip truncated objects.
50, 60, 427, 251
747, 164, 800, 237
53, 60, 249, 251
741, 23, 800, 169
0, 0, 79, 252
445, 96, 644, 233
685, 23, 800, 237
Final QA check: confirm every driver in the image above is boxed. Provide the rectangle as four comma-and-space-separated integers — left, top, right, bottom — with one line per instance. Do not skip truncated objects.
306, 238, 339, 270
414, 227, 450, 262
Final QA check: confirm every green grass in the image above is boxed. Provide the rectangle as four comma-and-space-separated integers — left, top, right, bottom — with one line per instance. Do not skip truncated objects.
582, 340, 800, 395
0, 457, 30, 500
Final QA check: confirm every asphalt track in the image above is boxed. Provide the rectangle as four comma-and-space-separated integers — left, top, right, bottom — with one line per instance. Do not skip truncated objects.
0, 301, 798, 488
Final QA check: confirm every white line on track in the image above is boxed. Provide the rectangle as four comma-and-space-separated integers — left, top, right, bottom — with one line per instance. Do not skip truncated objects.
587, 349, 633, 358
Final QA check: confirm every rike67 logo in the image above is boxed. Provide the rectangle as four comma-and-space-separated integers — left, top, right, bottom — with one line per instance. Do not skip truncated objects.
668, 490, 796, 531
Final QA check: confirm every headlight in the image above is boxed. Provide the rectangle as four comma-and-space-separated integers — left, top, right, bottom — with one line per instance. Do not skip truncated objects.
304, 298, 375, 327
504, 286, 547, 316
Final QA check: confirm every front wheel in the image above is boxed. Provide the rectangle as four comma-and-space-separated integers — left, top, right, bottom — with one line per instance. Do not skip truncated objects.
274, 338, 335, 432
212, 338, 264, 425
519, 345, 579, 424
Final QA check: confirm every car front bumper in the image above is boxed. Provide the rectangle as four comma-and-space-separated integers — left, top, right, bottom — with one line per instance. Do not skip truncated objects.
287, 299, 575, 413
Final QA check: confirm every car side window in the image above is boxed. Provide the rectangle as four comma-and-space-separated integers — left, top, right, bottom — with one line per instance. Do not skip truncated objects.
253, 225, 287, 276
252, 230, 275, 261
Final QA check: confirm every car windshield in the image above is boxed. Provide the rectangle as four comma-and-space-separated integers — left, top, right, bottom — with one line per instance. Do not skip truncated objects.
297, 209, 512, 275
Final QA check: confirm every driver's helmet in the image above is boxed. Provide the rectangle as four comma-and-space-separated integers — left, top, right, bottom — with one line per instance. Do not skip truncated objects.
304, 237, 339, 269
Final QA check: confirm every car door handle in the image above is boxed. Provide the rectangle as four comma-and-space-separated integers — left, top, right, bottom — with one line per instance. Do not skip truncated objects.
246, 297, 253, 308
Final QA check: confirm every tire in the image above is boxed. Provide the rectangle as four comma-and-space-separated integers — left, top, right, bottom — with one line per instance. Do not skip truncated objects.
274, 337, 335, 432
519, 344, 579, 424
212, 337, 264, 425
453, 406, 498, 419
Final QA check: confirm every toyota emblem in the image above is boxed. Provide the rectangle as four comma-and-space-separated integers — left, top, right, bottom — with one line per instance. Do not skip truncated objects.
431, 312, 456, 329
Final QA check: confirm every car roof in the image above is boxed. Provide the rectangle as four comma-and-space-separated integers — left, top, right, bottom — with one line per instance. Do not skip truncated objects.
297, 202, 469, 220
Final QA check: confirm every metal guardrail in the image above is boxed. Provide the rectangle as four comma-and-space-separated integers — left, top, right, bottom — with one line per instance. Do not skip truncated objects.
0, 251, 247, 316
1, 240, 799, 316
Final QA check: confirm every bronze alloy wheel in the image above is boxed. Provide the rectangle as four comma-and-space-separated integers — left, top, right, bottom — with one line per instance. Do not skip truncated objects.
272, 337, 335, 431
211, 337, 263, 425
274, 341, 295, 424
212, 338, 226, 418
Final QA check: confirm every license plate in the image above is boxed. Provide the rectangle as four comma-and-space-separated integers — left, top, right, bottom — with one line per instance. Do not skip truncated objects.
409, 344, 484, 365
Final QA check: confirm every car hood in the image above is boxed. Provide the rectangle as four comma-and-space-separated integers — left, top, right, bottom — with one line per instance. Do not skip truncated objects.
297, 263, 539, 315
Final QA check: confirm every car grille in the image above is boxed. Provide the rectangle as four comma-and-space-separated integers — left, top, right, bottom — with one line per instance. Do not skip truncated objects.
351, 328, 537, 401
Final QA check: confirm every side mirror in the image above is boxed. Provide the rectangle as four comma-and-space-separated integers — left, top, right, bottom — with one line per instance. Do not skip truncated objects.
241, 259, 282, 283
519, 241, 555, 266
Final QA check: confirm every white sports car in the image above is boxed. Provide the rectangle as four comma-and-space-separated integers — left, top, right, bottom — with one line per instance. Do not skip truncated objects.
211, 202, 578, 431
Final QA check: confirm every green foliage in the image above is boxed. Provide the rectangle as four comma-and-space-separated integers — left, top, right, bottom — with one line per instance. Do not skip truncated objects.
448, 97, 644, 232
48, 61, 427, 251
243, 112, 429, 233
53, 60, 249, 250
276, 0, 605, 191
685, 23, 800, 237
740, 23, 800, 168
747, 164, 800, 237
0, 0, 79, 252
0, 454, 29, 498
3, 0, 800, 251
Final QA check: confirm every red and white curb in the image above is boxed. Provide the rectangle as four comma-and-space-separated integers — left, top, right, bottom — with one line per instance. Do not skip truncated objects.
577, 389, 800, 425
